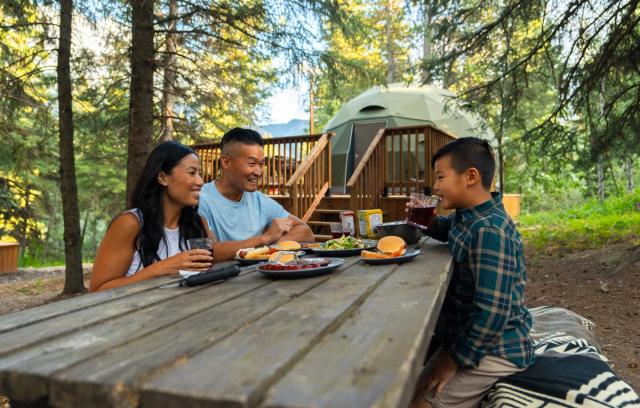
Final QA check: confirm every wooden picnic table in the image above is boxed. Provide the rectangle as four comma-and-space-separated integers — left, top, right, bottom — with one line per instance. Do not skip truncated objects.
0, 240, 451, 408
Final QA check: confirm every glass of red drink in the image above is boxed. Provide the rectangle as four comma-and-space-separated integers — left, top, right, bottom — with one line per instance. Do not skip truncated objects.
406, 193, 439, 229
329, 222, 350, 238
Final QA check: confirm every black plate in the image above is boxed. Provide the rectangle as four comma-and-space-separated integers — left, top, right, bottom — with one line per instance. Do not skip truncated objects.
360, 249, 421, 265
234, 256, 268, 266
310, 240, 377, 257
257, 258, 344, 279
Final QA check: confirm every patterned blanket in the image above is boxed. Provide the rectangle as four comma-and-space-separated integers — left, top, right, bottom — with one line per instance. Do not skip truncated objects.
482, 307, 640, 407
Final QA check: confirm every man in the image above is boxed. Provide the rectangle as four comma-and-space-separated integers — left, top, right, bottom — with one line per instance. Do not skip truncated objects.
198, 127, 314, 261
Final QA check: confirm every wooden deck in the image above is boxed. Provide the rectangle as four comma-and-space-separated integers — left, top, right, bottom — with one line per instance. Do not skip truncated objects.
0, 240, 452, 408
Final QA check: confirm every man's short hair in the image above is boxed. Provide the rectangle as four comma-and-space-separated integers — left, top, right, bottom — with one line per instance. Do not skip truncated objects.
221, 128, 264, 154
431, 137, 495, 189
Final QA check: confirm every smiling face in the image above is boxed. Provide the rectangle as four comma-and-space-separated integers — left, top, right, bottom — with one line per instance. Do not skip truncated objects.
220, 142, 265, 193
158, 153, 203, 207
433, 155, 470, 210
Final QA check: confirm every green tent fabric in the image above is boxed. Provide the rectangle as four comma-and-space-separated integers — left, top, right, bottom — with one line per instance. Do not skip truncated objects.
323, 83, 495, 192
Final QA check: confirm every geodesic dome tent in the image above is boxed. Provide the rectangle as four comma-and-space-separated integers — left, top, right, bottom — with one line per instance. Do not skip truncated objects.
323, 83, 495, 192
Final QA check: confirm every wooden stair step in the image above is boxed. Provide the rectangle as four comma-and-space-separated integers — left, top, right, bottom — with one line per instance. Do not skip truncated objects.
307, 221, 336, 227
313, 209, 348, 214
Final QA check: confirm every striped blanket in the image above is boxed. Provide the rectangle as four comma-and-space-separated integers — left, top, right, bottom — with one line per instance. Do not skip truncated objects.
483, 307, 639, 407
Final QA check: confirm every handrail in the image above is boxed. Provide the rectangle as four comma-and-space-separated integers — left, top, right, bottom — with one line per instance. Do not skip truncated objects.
347, 128, 386, 213
286, 133, 331, 188
347, 124, 456, 213
346, 128, 385, 188
285, 133, 333, 221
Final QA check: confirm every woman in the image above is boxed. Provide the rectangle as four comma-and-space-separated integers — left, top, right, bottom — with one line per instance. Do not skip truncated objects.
89, 141, 214, 292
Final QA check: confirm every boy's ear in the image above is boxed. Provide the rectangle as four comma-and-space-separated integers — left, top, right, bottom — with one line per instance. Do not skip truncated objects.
465, 167, 482, 187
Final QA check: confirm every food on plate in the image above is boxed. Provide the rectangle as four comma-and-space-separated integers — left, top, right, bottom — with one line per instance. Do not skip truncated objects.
236, 246, 275, 260
360, 236, 407, 259
268, 251, 298, 263
272, 240, 302, 251
376, 236, 407, 257
321, 235, 366, 250
360, 250, 393, 259
260, 258, 331, 271
301, 242, 322, 249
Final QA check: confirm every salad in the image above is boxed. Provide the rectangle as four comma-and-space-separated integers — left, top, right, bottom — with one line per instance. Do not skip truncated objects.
322, 235, 366, 250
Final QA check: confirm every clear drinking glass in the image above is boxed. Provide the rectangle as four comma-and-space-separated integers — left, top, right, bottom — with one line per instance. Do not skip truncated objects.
187, 237, 213, 256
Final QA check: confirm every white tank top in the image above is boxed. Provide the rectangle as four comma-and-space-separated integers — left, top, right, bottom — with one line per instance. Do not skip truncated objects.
124, 209, 182, 277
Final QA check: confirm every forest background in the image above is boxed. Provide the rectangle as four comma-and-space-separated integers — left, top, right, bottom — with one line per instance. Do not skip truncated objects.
1, 0, 639, 294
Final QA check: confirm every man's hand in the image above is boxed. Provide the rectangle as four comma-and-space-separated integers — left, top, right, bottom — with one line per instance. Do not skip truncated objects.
424, 352, 458, 396
263, 217, 293, 244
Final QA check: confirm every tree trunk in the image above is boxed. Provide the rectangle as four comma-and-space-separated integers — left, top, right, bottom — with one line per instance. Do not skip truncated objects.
384, 0, 397, 83
57, 0, 85, 294
126, 0, 156, 207
496, 20, 511, 194
160, 0, 177, 142
625, 157, 634, 192
597, 153, 605, 200
421, 0, 433, 83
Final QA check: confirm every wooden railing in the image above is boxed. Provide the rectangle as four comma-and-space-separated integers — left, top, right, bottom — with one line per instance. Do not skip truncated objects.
347, 128, 386, 213
193, 133, 324, 195
347, 125, 456, 211
385, 125, 455, 196
285, 133, 332, 221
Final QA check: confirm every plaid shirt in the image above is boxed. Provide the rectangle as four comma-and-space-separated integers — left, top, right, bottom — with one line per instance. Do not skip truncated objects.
427, 193, 534, 369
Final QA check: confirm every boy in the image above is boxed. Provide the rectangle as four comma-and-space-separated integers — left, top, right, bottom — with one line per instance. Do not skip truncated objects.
411, 137, 534, 408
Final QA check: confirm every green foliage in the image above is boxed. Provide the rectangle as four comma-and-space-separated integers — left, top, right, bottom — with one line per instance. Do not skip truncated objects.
520, 191, 640, 251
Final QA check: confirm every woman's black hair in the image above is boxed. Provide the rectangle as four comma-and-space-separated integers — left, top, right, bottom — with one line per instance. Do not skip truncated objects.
130, 140, 206, 267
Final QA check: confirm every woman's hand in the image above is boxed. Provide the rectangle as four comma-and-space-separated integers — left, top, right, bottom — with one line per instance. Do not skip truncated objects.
157, 249, 213, 275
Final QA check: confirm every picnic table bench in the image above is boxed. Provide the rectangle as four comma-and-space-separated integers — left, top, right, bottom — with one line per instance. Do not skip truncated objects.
0, 240, 451, 408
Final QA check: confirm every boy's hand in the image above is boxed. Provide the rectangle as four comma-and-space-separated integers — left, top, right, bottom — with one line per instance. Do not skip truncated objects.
424, 352, 458, 395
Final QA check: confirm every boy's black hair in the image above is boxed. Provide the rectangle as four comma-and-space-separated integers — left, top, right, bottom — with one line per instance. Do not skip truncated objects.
431, 137, 495, 189
221, 127, 264, 151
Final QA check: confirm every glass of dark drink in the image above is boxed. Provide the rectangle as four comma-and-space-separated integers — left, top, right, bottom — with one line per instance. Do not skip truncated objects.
406, 193, 439, 229
329, 222, 350, 239
187, 238, 213, 257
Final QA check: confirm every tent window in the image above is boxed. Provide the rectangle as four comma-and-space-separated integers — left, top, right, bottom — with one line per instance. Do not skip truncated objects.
359, 105, 385, 112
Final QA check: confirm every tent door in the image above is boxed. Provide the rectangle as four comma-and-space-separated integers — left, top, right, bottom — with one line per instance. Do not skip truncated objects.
348, 121, 387, 180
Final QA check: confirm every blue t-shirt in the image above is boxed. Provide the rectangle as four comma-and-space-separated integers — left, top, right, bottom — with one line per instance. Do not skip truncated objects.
198, 181, 290, 242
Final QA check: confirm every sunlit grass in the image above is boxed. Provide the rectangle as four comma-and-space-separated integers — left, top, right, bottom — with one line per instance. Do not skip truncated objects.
520, 190, 640, 251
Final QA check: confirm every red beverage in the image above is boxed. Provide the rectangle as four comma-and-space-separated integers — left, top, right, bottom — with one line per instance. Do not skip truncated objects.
407, 206, 436, 229
331, 231, 352, 239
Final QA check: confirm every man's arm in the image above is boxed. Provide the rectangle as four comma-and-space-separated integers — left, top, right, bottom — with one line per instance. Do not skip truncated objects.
279, 214, 314, 243
212, 235, 271, 262
212, 218, 293, 261
449, 227, 517, 368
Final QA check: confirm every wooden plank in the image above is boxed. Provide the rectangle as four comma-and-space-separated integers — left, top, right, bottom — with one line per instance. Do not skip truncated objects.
0, 276, 178, 334
48, 258, 361, 408
264, 242, 452, 408
0, 271, 268, 403
139, 258, 396, 408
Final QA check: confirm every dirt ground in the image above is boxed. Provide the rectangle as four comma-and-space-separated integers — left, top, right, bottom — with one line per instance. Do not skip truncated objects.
524, 241, 640, 391
0, 242, 638, 407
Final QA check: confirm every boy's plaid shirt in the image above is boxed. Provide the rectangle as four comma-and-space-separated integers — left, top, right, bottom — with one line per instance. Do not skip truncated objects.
427, 193, 534, 368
